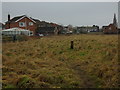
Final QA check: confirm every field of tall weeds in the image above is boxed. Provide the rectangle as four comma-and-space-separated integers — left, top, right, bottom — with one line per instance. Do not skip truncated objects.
2, 34, 119, 88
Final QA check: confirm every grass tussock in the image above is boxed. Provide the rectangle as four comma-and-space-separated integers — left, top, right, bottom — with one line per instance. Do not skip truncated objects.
2, 34, 119, 88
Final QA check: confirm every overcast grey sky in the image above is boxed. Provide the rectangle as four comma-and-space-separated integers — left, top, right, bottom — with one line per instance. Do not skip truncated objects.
2, 2, 118, 27
0, 2, 2, 22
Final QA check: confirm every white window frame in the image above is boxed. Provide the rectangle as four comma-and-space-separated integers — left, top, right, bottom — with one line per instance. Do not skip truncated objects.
19, 22, 26, 27
29, 22, 33, 26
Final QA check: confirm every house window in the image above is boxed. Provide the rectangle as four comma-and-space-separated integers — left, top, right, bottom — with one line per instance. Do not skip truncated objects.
109, 27, 112, 30
29, 22, 33, 26
19, 22, 26, 27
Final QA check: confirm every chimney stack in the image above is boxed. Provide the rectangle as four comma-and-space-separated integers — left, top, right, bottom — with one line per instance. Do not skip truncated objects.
8, 14, 10, 28
8, 14, 10, 21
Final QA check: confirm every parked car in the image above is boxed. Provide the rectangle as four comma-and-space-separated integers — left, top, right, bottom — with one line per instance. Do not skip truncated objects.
39, 34, 44, 36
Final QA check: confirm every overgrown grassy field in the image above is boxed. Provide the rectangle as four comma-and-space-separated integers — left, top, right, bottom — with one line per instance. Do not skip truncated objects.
2, 34, 119, 88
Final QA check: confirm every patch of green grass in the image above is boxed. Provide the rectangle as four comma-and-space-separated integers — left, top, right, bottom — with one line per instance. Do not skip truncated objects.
17, 76, 30, 87
80, 52, 87, 56
4, 84, 16, 88
17, 75, 37, 88
6, 52, 12, 56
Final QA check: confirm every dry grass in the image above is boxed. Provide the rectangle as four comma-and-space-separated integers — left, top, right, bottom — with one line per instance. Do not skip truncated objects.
2, 34, 119, 88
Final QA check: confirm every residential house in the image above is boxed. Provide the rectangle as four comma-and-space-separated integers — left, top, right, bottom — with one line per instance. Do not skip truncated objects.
61, 25, 73, 34
0, 23, 5, 30
5, 14, 63, 36
36, 27, 59, 36
76, 25, 99, 34
35, 21, 63, 35
5, 14, 38, 35
102, 24, 118, 34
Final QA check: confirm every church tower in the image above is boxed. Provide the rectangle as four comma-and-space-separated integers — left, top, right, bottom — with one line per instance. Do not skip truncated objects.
113, 13, 118, 28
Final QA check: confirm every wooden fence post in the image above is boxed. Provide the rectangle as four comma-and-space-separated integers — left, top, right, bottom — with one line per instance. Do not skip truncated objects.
13, 35, 16, 42
70, 41, 74, 49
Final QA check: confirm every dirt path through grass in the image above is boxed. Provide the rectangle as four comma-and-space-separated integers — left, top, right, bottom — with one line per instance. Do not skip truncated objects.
72, 65, 97, 88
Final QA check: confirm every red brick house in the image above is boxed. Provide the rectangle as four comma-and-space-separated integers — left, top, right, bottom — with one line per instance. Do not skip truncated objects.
5, 14, 39, 35
5, 14, 63, 35
103, 24, 118, 34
